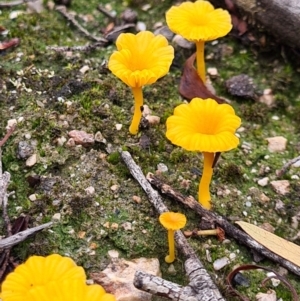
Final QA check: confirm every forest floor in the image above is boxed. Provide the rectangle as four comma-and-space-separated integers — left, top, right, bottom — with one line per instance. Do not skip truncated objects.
1, 0, 300, 300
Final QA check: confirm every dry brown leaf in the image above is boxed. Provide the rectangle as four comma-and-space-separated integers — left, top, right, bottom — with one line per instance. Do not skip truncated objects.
236, 221, 300, 266
179, 53, 226, 104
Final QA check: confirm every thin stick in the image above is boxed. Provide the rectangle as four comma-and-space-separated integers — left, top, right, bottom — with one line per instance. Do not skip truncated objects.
277, 155, 300, 177
120, 150, 225, 301
55, 5, 108, 44
0, 222, 53, 250
146, 172, 300, 277
0, 0, 37, 8
46, 42, 105, 52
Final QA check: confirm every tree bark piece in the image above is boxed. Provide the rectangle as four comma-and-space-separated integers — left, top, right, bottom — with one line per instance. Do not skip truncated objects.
146, 172, 300, 277
120, 151, 225, 301
226, 0, 300, 49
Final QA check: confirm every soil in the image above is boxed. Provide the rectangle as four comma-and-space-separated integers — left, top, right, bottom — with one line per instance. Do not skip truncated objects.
0, 0, 300, 300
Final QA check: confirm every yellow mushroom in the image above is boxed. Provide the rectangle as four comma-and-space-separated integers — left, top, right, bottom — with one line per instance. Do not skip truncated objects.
159, 212, 187, 263
166, 0, 232, 83
166, 98, 241, 210
108, 31, 174, 135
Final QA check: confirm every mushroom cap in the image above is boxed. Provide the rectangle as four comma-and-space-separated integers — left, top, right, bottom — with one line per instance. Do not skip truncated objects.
166, 0, 232, 42
159, 212, 187, 230
166, 98, 241, 152
108, 31, 174, 88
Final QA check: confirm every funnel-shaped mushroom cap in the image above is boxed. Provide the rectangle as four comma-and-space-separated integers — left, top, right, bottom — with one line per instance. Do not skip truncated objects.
159, 212, 187, 230
108, 31, 174, 88
166, 0, 232, 42
166, 98, 241, 152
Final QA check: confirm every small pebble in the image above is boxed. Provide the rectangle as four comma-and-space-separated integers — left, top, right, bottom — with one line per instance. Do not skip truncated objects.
266, 136, 287, 152
172, 34, 195, 49
167, 264, 176, 274
146, 115, 160, 125
245, 201, 252, 207
79, 65, 90, 74
110, 184, 119, 192
136, 21, 146, 31
257, 177, 269, 187
26, 154, 37, 167
157, 163, 168, 173
52, 213, 61, 221
270, 180, 290, 195
132, 195, 142, 204
115, 124, 122, 131
28, 194, 37, 201
85, 186, 95, 195
213, 257, 230, 270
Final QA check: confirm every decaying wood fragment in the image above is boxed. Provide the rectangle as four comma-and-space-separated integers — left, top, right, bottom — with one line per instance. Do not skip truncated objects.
146, 173, 300, 277
120, 150, 225, 301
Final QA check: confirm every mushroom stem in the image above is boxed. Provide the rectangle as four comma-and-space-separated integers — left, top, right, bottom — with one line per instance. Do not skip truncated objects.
165, 229, 176, 263
129, 87, 144, 135
195, 40, 206, 83
198, 152, 214, 210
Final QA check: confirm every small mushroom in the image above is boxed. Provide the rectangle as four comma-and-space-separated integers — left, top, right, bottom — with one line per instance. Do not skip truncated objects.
166, 0, 232, 83
166, 98, 241, 209
108, 31, 174, 135
159, 212, 187, 263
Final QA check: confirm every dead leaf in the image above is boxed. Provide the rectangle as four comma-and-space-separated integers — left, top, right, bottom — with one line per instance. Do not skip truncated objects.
236, 221, 300, 267
179, 53, 226, 104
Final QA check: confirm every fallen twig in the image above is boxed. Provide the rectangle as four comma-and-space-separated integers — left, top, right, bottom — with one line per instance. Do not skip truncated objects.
146, 173, 300, 277
0, 0, 38, 8
120, 150, 225, 301
55, 5, 108, 44
46, 42, 105, 52
0, 222, 53, 250
277, 155, 300, 178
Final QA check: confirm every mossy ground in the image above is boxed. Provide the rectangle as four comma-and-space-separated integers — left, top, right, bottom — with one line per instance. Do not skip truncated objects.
1, 0, 300, 300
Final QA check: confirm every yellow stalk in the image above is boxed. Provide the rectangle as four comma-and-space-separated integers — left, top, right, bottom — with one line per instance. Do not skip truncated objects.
129, 87, 144, 135
198, 152, 214, 210
195, 40, 206, 83
165, 229, 175, 263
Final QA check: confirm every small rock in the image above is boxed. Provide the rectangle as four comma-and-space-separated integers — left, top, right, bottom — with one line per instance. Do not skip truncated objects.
206, 249, 212, 262
172, 34, 195, 49
6, 119, 17, 130
259, 88, 275, 107
66, 138, 76, 147
132, 195, 141, 204
94, 131, 106, 143
111, 223, 119, 230
68, 130, 94, 146
116, 124, 122, 131
145, 115, 160, 125
167, 264, 176, 274
213, 257, 230, 270
157, 163, 168, 173
17, 141, 34, 159
260, 222, 275, 233
110, 184, 119, 192
28, 194, 37, 201
142, 105, 152, 117
256, 289, 276, 301
91, 257, 160, 301
26, 154, 37, 167
266, 136, 287, 152
108, 249, 119, 259
270, 180, 290, 195
266, 272, 280, 287
207, 67, 218, 78
136, 21, 146, 31
225, 74, 257, 99
232, 272, 250, 287
257, 177, 269, 187
259, 193, 270, 203
122, 222, 132, 231
52, 213, 61, 221
85, 186, 95, 195
57, 136, 67, 146
121, 8, 138, 24
275, 199, 285, 213
79, 65, 90, 74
